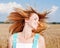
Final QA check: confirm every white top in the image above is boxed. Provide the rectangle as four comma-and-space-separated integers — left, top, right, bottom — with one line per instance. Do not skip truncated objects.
16, 39, 38, 48
16, 43, 33, 48
16, 43, 38, 48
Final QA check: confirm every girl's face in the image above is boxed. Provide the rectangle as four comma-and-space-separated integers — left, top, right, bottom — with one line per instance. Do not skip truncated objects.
25, 13, 39, 29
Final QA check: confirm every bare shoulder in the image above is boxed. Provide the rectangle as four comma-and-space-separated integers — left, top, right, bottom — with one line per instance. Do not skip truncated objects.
9, 33, 18, 40
38, 34, 46, 48
39, 35, 45, 41
8, 33, 16, 44
8, 33, 20, 48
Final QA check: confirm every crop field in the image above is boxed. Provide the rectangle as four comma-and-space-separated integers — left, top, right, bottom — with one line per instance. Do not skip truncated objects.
0, 24, 60, 48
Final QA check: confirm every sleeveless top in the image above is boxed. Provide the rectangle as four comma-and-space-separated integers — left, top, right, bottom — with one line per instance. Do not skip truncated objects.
16, 43, 34, 48
13, 33, 40, 48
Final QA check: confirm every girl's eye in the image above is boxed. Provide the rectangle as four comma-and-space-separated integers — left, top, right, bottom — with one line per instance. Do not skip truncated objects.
34, 19, 36, 20
34, 18, 37, 20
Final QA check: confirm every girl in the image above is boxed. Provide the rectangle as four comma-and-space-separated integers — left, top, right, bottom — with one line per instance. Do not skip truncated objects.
8, 7, 50, 48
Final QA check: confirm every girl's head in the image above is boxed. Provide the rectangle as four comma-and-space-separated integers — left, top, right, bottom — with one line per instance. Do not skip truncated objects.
8, 7, 50, 34
25, 13, 39, 30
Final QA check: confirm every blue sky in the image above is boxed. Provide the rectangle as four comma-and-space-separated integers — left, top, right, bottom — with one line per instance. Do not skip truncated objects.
0, 0, 60, 22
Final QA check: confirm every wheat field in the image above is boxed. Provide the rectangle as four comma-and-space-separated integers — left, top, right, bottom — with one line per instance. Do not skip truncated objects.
0, 24, 60, 48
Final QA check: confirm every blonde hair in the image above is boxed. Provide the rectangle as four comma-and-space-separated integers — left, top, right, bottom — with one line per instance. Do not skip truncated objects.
7, 7, 50, 34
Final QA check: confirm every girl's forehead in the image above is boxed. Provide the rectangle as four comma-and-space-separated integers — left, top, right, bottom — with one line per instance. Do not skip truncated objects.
30, 13, 39, 18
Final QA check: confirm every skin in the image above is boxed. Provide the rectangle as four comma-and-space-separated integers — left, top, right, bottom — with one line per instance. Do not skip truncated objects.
8, 13, 46, 48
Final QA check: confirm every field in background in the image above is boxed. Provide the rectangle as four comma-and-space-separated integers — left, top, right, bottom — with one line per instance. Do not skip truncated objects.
0, 24, 60, 48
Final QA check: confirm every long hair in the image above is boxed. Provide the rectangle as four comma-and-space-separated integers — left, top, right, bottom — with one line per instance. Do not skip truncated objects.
7, 7, 50, 34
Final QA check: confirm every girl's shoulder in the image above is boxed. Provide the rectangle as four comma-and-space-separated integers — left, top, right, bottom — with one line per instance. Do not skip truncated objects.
38, 34, 46, 48
38, 34, 44, 41
37, 34, 45, 45
34, 34, 45, 42
10, 32, 22, 38
35, 34, 43, 38
9, 33, 19, 41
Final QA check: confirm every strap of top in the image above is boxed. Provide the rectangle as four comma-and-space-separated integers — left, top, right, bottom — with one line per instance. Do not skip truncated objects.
13, 33, 18, 48
32, 34, 40, 48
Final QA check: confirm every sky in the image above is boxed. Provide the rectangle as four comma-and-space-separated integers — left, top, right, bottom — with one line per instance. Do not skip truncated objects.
0, 0, 60, 22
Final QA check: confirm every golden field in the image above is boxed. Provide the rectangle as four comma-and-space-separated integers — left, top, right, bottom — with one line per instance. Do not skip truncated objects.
0, 24, 60, 48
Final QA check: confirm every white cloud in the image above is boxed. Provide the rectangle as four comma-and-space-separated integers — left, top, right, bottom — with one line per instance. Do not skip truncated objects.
0, 2, 24, 13
49, 5, 59, 14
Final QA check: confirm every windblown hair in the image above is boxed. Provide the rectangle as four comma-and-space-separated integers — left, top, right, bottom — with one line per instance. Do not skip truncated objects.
7, 7, 50, 34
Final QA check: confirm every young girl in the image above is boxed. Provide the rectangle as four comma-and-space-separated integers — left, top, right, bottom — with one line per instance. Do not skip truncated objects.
7, 7, 50, 48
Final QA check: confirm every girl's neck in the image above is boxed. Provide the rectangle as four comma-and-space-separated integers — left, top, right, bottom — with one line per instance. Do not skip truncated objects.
22, 23, 33, 40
